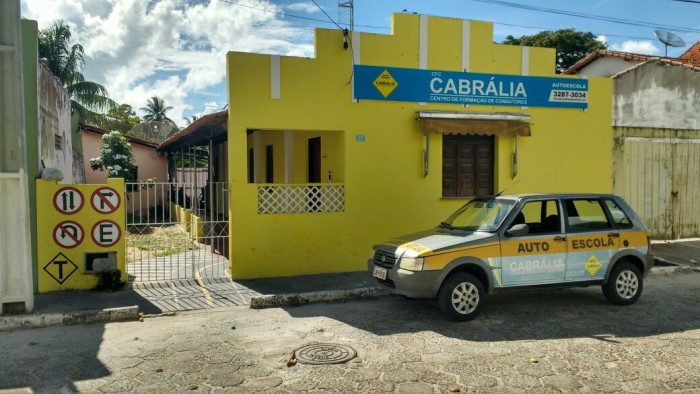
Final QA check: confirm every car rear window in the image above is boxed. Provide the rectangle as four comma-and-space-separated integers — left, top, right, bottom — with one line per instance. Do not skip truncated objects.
604, 199, 634, 229
564, 199, 611, 232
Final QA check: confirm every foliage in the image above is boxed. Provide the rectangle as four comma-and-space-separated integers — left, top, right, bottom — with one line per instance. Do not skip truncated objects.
141, 96, 176, 124
502, 29, 607, 73
172, 146, 209, 168
184, 115, 199, 125
94, 104, 142, 134
38, 20, 117, 122
89, 131, 137, 182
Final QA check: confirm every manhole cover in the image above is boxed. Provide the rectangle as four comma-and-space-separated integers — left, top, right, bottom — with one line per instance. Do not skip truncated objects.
295, 343, 357, 365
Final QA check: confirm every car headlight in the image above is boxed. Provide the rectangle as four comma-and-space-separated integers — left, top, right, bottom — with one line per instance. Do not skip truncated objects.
399, 257, 424, 271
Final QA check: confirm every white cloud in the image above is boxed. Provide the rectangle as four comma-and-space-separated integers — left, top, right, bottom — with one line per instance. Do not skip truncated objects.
286, 2, 320, 14
20, 0, 315, 127
596, 35, 607, 45
609, 40, 661, 56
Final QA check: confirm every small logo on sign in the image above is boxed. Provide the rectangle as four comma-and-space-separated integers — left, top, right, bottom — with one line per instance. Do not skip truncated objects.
584, 255, 602, 276
373, 70, 399, 98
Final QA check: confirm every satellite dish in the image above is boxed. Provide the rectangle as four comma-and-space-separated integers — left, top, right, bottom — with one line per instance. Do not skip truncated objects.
128, 121, 179, 144
654, 29, 686, 57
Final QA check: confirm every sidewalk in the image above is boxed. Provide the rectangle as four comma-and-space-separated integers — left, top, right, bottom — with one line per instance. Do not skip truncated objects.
2, 239, 697, 331
0, 271, 390, 331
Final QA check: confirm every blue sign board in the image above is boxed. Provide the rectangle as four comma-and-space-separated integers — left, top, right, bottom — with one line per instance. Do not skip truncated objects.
353, 65, 588, 109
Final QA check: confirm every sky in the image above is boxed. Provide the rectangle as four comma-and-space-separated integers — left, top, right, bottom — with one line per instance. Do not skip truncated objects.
20, 0, 700, 128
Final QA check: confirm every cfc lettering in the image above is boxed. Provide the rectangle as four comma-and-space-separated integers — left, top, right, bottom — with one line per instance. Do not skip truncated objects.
572, 237, 615, 250
517, 242, 550, 253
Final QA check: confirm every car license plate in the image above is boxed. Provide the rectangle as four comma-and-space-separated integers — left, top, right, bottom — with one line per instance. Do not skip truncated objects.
373, 266, 387, 280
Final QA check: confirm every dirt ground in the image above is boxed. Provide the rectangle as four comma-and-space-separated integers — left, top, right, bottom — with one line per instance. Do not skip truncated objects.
125, 225, 198, 263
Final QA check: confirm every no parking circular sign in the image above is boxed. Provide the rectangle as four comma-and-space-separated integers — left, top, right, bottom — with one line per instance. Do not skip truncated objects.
91, 220, 121, 247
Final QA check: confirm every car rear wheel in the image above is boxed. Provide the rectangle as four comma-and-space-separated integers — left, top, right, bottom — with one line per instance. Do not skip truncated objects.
602, 262, 643, 305
437, 272, 485, 321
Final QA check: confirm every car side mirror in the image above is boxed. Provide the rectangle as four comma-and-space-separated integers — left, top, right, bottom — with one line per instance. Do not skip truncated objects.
506, 223, 529, 236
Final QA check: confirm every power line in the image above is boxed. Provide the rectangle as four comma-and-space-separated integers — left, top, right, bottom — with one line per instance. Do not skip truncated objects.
310, 0, 343, 30
216, 0, 386, 30
670, 0, 700, 3
471, 0, 700, 34
212, 1, 673, 43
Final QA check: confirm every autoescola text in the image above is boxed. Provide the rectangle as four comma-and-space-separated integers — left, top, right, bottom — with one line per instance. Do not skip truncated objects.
572, 237, 615, 250
517, 241, 550, 253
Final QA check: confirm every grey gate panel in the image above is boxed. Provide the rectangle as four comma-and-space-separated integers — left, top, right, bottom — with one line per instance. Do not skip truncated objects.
614, 137, 700, 239
124, 182, 229, 282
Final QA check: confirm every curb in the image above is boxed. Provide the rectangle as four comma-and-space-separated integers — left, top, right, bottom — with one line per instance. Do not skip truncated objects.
649, 258, 699, 275
0, 306, 140, 331
249, 287, 393, 309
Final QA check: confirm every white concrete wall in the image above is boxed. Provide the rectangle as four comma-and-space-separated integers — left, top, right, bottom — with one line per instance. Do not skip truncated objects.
613, 62, 700, 130
38, 62, 74, 183
577, 57, 644, 77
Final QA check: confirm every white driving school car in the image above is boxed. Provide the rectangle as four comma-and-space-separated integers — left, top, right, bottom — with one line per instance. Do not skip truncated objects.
368, 194, 653, 321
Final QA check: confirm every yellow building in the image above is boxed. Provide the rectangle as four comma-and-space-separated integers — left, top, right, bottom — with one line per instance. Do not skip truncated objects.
226, 14, 612, 279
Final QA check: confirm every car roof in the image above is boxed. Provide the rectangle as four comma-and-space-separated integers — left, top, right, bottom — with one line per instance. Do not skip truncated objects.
494, 193, 619, 200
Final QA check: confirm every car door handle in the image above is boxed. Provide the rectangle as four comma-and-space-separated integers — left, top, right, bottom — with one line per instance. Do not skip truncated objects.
553, 236, 566, 242
607, 233, 620, 238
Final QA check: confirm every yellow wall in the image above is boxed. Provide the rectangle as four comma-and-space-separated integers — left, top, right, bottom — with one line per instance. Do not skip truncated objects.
36, 178, 126, 292
227, 14, 612, 279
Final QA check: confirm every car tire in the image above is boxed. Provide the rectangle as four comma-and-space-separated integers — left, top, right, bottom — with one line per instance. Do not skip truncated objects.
437, 272, 485, 321
602, 262, 643, 305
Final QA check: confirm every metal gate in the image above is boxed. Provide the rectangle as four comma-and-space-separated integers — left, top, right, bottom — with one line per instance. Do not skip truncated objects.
124, 181, 229, 282
614, 137, 700, 239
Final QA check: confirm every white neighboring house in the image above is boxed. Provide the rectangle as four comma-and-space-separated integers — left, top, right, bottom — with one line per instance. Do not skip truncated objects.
37, 61, 78, 183
565, 44, 700, 239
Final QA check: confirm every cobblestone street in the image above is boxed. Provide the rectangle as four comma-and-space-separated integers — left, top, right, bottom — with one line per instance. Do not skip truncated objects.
1, 272, 699, 393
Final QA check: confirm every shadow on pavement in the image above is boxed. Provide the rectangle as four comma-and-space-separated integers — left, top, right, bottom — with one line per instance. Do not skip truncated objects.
0, 322, 110, 392
282, 273, 700, 342
33, 287, 163, 315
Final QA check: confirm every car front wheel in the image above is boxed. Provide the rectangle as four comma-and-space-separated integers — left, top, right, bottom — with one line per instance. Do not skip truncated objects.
437, 272, 485, 321
602, 262, 643, 305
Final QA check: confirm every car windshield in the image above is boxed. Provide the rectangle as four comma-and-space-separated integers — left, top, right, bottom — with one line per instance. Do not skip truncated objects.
440, 197, 516, 232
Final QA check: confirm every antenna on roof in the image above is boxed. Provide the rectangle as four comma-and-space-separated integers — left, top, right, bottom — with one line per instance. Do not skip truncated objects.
338, 0, 353, 31
654, 30, 686, 57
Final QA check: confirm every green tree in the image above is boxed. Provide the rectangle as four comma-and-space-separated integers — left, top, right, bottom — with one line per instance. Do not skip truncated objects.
88, 131, 137, 182
38, 20, 116, 122
141, 96, 175, 124
95, 104, 142, 134
184, 115, 199, 125
502, 29, 607, 73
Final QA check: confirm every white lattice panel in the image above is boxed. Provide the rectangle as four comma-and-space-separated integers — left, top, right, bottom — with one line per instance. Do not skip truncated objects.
258, 185, 345, 214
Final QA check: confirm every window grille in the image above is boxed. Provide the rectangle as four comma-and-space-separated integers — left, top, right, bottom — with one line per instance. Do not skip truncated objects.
258, 184, 345, 214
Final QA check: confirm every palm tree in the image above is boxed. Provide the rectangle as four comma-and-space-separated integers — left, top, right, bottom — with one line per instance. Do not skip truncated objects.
184, 115, 199, 126
38, 20, 116, 122
141, 96, 175, 124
